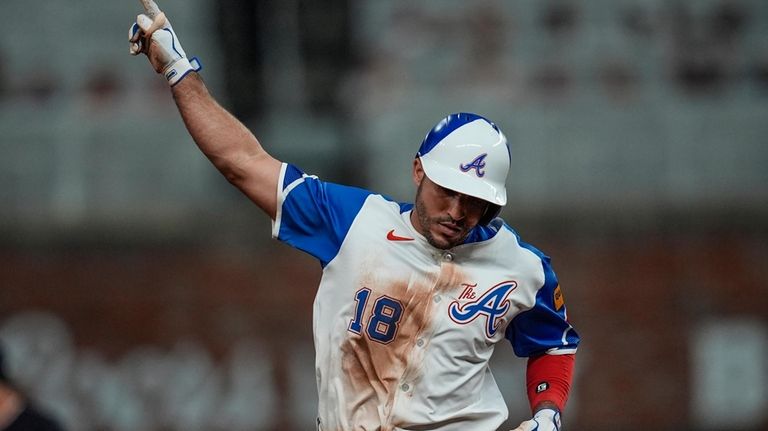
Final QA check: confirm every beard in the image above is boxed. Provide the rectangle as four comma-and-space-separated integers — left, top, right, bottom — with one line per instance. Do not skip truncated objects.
414, 185, 470, 250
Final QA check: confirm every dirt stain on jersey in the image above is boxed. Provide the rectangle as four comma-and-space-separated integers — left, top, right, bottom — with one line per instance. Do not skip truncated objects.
433, 261, 464, 293
340, 261, 466, 429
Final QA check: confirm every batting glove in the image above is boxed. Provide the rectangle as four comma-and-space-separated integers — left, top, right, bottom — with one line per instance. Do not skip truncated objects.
129, 8, 201, 86
510, 408, 562, 431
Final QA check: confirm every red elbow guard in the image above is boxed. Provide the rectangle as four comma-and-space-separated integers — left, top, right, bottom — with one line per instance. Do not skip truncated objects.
526, 353, 575, 412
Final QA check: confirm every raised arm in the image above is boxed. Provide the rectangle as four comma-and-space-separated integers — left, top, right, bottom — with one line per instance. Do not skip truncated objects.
171, 75, 281, 219
129, 3, 281, 219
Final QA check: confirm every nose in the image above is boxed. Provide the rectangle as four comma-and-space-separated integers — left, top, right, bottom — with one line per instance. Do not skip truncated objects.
446, 195, 466, 221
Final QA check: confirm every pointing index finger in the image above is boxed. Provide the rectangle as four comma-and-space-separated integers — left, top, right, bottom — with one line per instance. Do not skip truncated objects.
139, 0, 161, 19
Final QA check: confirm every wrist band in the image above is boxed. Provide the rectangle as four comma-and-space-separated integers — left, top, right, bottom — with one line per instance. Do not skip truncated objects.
165, 56, 203, 86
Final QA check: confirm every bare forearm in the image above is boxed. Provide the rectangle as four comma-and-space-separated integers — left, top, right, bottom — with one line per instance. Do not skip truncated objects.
171, 73, 263, 178
170, 73, 280, 217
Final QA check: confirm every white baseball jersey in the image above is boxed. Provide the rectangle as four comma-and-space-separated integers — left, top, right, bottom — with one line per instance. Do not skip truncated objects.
272, 163, 579, 431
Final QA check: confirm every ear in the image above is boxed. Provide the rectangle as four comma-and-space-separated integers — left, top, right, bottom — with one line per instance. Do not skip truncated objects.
413, 158, 425, 186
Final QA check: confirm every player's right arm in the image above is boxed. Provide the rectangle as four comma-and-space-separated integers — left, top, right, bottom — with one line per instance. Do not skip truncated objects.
129, 4, 281, 219
171, 74, 281, 220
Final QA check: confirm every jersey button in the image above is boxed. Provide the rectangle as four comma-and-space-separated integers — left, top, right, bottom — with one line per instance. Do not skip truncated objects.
442, 252, 454, 262
401, 383, 410, 392
433, 295, 441, 303
416, 338, 425, 347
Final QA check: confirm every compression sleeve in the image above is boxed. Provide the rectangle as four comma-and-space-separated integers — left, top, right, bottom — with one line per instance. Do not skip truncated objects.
526, 353, 575, 412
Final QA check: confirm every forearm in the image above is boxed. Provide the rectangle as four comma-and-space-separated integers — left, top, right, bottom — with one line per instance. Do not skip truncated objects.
130, 6, 282, 218
171, 73, 266, 180
171, 73, 280, 217
526, 353, 575, 413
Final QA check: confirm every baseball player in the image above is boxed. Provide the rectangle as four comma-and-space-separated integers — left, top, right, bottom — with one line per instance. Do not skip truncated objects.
129, 3, 579, 430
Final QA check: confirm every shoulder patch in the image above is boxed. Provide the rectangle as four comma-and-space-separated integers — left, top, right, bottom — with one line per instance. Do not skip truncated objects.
553, 285, 564, 311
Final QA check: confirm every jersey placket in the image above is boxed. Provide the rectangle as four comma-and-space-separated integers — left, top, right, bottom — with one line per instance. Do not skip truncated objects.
388, 248, 457, 425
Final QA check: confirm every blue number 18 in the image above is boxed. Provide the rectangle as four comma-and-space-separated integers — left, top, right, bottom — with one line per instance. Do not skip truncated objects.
348, 288, 403, 344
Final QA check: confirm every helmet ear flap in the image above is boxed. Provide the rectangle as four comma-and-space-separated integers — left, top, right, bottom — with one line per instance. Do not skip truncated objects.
479, 204, 501, 226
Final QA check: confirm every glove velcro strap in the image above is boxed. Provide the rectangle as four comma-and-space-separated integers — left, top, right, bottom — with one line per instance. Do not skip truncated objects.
164, 56, 203, 86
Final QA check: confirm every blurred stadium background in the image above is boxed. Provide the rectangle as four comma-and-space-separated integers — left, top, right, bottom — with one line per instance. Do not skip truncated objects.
1, 0, 767, 429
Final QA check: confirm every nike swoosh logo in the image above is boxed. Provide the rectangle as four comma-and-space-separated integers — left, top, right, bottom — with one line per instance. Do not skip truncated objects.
387, 229, 414, 241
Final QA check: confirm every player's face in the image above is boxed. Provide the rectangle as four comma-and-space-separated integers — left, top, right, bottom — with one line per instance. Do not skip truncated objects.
411, 160, 488, 249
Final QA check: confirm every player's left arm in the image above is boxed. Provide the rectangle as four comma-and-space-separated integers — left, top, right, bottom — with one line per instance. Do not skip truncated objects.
506, 245, 580, 430
526, 352, 575, 413
509, 348, 576, 431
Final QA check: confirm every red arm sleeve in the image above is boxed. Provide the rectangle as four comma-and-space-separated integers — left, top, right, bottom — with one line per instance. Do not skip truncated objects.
526, 353, 575, 412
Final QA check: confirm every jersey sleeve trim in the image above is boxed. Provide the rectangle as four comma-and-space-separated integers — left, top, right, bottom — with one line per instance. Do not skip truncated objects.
271, 163, 289, 237
546, 346, 578, 355
547, 324, 579, 355
272, 163, 320, 239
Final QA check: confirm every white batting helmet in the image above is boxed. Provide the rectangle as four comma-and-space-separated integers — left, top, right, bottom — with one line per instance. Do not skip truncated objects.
417, 113, 510, 221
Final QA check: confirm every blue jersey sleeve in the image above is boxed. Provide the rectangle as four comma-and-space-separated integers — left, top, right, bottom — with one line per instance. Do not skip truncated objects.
506, 244, 580, 357
273, 163, 374, 267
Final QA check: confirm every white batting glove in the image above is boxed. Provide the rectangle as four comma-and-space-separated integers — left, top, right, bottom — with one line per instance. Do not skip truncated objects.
128, 8, 201, 86
510, 408, 562, 431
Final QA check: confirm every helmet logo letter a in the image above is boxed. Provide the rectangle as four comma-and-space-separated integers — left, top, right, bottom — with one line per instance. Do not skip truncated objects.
459, 153, 488, 178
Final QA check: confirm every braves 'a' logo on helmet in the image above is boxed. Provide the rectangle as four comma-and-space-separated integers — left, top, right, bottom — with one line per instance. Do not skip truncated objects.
459, 153, 488, 177
448, 281, 517, 338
